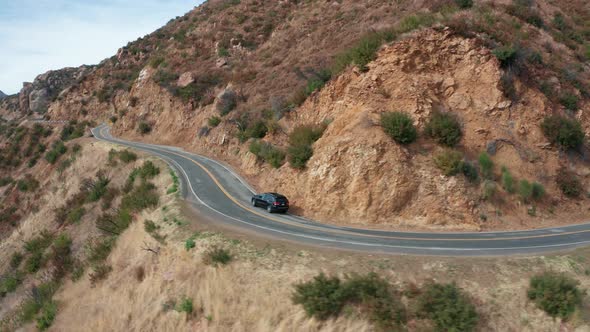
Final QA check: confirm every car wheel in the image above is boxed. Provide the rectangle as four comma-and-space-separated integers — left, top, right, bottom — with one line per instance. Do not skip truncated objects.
251, 199, 256, 207
267, 205, 273, 213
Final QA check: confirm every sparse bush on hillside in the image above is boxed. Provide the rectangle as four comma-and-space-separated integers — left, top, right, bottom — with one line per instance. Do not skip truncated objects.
0, 176, 13, 187
519, 179, 533, 202
36, 301, 57, 331
293, 273, 406, 329
559, 92, 579, 111
528, 272, 582, 319
501, 167, 516, 194
237, 120, 268, 142
418, 282, 478, 332
333, 31, 391, 74
287, 124, 326, 169
216, 90, 238, 115
381, 112, 417, 145
17, 175, 40, 192
434, 149, 463, 176
249, 140, 285, 168
454, 0, 473, 9
149, 56, 165, 69
208, 116, 222, 127
89, 264, 112, 285
118, 150, 137, 163
462, 161, 479, 183
203, 247, 232, 266
531, 182, 545, 200
45, 141, 67, 164
424, 112, 462, 147
556, 168, 583, 198
120, 181, 159, 212
482, 180, 496, 201
541, 115, 585, 150
10, 252, 24, 270
492, 45, 520, 68
176, 297, 194, 314
478, 152, 494, 179
95, 209, 132, 236
138, 121, 152, 135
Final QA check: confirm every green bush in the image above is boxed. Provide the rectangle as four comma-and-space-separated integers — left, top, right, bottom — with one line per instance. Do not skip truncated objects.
454, 0, 473, 9
87, 173, 110, 202
381, 112, 417, 145
556, 168, 583, 198
185, 237, 196, 251
559, 93, 579, 111
10, 252, 23, 269
89, 264, 112, 284
478, 152, 494, 179
528, 272, 582, 319
531, 182, 545, 200
482, 180, 496, 201
120, 182, 159, 212
0, 176, 13, 187
19, 281, 57, 322
0, 274, 21, 295
118, 150, 137, 163
249, 140, 285, 168
541, 115, 585, 150
24, 231, 54, 253
86, 237, 115, 264
25, 251, 44, 273
492, 45, 519, 68
138, 161, 160, 179
66, 207, 86, 224
203, 247, 232, 266
501, 167, 516, 194
461, 161, 479, 183
177, 297, 194, 314
333, 32, 385, 74
17, 175, 40, 192
434, 149, 463, 176
519, 179, 533, 202
418, 282, 478, 332
45, 141, 67, 164
208, 116, 222, 127
424, 112, 462, 147
36, 301, 57, 331
292, 273, 346, 320
138, 121, 152, 135
287, 125, 325, 169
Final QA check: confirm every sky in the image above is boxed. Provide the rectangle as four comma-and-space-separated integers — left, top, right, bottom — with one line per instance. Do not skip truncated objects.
0, 0, 204, 95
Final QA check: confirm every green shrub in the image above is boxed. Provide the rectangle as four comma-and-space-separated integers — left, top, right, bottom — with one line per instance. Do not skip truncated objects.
461, 161, 479, 183
17, 175, 40, 192
177, 297, 194, 314
0, 176, 13, 187
86, 173, 110, 202
381, 112, 417, 145
45, 141, 67, 164
216, 90, 238, 115
528, 272, 582, 319
25, 251, 44, 273
86, 237, 115, 264
203, 247, 232, 266
185, 237, 196, 251
556, 168, 583, 198
24, 231, 54, 253
424, 112, 462, 147
167, 169, 179, 194
249, 140, 286, 168
144, 220, 159, 233
138, 161, 160, 179
287, 125, 325, 169
519, 179, 533, 202
118, 150, 137, 163
149, 56, 165, 69
36, 301, 57, 331
208, 116, 222, 127
120, 181, 159, 212
66, 207, 86, 224
559, 93, 579, 111
89, 264, 112, 284
531, 182, 545, 200
138, 122, 152, 135
434, 149, 463, 176
418, 282, 478, 332
0, 274, 21, 294
19, 281, 57, 322
333, 32, 384, 74
10, 252, 24, 269
454, 0, 473, 9
501, 167, 516, 193
492, 45, 519, 68
292, 273, 346, 320
482, 180, 496, 201
541, 115, 585, 150
478, 152, 494, 179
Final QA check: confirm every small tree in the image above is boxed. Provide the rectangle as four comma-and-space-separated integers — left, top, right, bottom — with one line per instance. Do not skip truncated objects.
531, 182, 545, 200
434, 149, 463, 176
519, 179, 533, 202
501, 167, 516, 194
556, 168, 583, 198
381, 112, 417, 145
528, 272, 582, 319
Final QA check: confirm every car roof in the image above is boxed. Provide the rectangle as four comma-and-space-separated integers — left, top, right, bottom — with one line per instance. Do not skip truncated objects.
264, 192, 287, 199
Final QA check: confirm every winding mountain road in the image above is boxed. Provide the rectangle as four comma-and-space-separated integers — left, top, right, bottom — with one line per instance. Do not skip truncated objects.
92, 124, 590, 256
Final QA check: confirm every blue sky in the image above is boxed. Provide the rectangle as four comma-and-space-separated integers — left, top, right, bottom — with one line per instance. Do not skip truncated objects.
0, 0, 203, 94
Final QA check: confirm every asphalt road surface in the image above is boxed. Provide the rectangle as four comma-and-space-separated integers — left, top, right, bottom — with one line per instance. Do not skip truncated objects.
92, 124, 590, 256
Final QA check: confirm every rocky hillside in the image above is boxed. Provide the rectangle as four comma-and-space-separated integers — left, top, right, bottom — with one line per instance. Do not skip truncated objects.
0, 91, 6, 99
2, 0, 590, 230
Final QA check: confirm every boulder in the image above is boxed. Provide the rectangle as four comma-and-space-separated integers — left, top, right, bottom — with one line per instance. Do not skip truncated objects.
177, 72, 195, 87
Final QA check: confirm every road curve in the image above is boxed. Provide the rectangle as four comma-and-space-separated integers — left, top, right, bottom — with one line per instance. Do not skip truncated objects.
92, 124, 590, 256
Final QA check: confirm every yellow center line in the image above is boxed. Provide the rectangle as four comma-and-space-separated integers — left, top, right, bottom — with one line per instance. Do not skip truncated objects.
99, 125, 590, 242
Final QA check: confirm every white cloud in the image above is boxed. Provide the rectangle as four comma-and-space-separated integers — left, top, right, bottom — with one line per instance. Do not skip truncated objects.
0, 0, 202, 94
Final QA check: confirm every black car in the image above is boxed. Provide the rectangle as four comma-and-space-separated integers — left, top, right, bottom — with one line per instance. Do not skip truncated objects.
251, 192, 289, 213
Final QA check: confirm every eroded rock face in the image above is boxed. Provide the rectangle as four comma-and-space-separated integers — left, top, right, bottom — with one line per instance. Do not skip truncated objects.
0, 90, 6, 99
177, 72, 195, 87
15, 66, 92, 114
